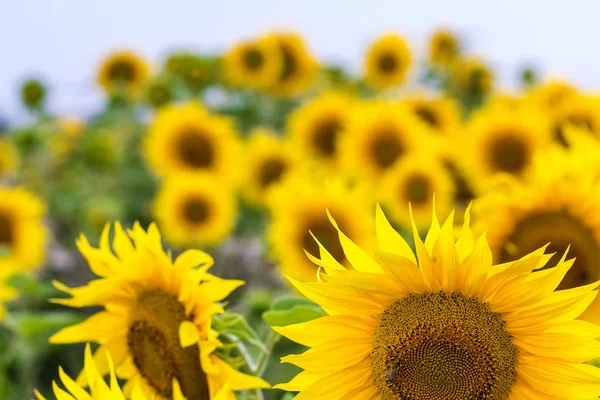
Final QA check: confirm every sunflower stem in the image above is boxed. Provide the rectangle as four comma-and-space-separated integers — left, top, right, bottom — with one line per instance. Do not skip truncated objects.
254, 329, 280, 378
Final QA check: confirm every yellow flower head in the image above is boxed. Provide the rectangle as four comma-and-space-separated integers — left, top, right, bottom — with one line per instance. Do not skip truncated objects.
153, 172, 237, 247
403, 94, 462, 135
49, 223, 269, 399
0, 138, 19, 177
451, 56, 494, 95
524, 78, 578, 112
275, 204, 600, 399
223, 35, 282, 91
97, 50, 150, 95
268, 32, 318, 97
144, 102, 241, 181
364, 33, 412, 90
428, 28, 460, 67
550, 94, 600, 145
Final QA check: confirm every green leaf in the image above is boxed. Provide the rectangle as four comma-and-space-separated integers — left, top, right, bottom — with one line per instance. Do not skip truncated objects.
262, 296, 325, 327
6, 311, 84, 342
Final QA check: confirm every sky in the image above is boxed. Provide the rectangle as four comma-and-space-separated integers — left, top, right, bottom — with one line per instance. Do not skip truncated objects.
1, 0, 600, 122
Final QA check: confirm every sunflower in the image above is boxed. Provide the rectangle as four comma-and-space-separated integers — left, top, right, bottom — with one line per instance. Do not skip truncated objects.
144, 75, 175, 109
403, 94, 462, 135
0, 187, 47, 272
49, 223, 269, 399
51, 117, 86, 161
144, 102, 240, 181
364, 33, 412, 90
242, 129, 297, 206
380, 153, 455, 231
428, 28, 460, 67
0, 138, 19, 177
267, 174, 373, 282
524, 78, 578, 112
35, 344, 187, 400
21, 79, 46, 110
223, 35, 282, 91
274, 204, 600, 399
459, 106, 551, 193
340, 101, 432, 181
451, 56, 494, 96
287, 91, 356, 169
153, 172, 237, 248
550, 94, 600, 145
97, 50, 150, 95
269, 32, 318, 97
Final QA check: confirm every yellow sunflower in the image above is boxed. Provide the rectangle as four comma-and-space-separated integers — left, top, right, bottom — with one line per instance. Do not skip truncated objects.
242, 129, 297, 206
97, 50, 150, 95
153, 172, 237, 248
459, 106, 551, 193
144, 102, 240, 181
49, 223, 269, 399
340, 101, 432, 181
287, 91, 356, 169
0, 138, 19, 177
0, 187, 47, 272
35, 344, 188, 400
267, 174, 373, 282
524, 78, 578, 112
364, 33, 412, 90
274, 204, 600, 399
380, 153, 455, 231
451, 56, 494, 96
269, 32, 318, 97
551, 94, 600, 145
428, 28, 460, 67
403, 94, 462, 135
223, 35, 282, 91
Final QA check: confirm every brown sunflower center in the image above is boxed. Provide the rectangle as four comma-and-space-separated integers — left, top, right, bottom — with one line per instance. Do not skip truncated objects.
301, 216, 346, 265
378, 53, 399, 74
414, 106, 440, 129
436, 37, 457, 56
128, 289, 209, 400
176, 130, 214, 169
404, 174, 431, 205
280, 45, 297, 81
313, 118, 342, 157
258, 158, 288, 189
108, 60, 136, 83
0, 213, 14, 247
243, 48, 264, 71
500, 210, 600, 290
182, 197, 210, 224
372, 291, 518, 400
489, 134, 529, 174
371, 131, 405, 169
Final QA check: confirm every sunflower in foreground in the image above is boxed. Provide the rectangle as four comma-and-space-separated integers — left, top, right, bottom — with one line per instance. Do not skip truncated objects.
267, 174, 373, 282
144, 102, 240, 181
49, 223, 269, 399
269, 32, 318, 97
403, 95, 462, 136
364, 33, 412, 90
275, 204, 600, 399
153, 172, 237, 247
428, 28, 460, 67
97, 50, 150, 95
35, 344, 188, 400
0, 187, 47, 272
223, 35, 282, 91
451, 56, 493, 96
287, 91, 355, 169
0, 138, 19, 177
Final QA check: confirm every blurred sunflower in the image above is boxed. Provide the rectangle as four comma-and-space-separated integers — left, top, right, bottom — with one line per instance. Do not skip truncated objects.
451, 56, 493, 96
275, 206, 600, 399
287, 91, 355, 169
428, 28, 460, 67
460, 106, 551, 192
97, 50, 150, 95
0, 138, 19, 177
153, 173, 237, 247
223, 35, 282, 91
364, 33, 412, 90
20, 79, 46, 110
269, 32, 318, 97
404, 94, 462, 135
340, 101, 430, 181
551, 94, 600, 145
243, 129, 297, 206
380, 154, 455, 231
50, 223, 269, 399
51, 117, 86, 161
267, 174, 373, 282
0, 187, 46, 272
145, 102, 240, 181
525, 78, 578, 112
143, 75, 175, 109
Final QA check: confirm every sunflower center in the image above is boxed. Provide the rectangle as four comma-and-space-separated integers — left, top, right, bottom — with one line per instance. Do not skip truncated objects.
176, 130, 214, 169
280, 45, 297, 81
489, 134, 529, 174
182, 197, 210, 224
313, 118, 342, 157
0, 213, 14, 248
378, 53, 398, 74
500, 210, 600, 290
128, 289, 209, 400
302, 217, 346, 265
243, 48, 264, 71
414, 106, 440, 129
372, 291, 518, 400
404, 174, 431, 205
258, 158, 288, 189
437, 37, 456, 56
371, 131, 404, 169
108, 60, 136, 83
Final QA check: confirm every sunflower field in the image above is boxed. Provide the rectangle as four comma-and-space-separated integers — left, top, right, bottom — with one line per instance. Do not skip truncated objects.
2, 23, 600, 400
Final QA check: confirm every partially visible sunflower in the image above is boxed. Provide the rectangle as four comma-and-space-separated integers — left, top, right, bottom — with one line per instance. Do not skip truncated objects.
340, 101, 431, 182
274, 205, 600, 399
145, 102, 240, 181
49, 223, 269, 399
144, 75, 175, 109
51, 117, 86, 161
267, 174, 373, 282
0, 138, 19, 177
153, 172, 237, 248
380, 153, 455, 231
364, 33, 412, 90
550, 94, 600, 145
403, 94, 462, 135
287, 91, 356, 169
223, 35, 282, 91
451, 56, 494, 96
524, 78, 578, 112
97, 50, 150, 95
428, 28, 460, 67
269, 32, 318, 97
0, 187, 47, 272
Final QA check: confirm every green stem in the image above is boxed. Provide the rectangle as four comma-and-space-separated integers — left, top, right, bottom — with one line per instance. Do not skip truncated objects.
255, 330, 280, 378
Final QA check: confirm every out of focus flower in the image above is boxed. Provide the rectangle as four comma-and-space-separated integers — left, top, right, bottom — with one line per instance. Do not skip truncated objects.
364, 33, 412, 90
20, 79, 46, 110
268, 32, 318, 97
403, 94, 462, 136
451, 56, 494, 96
97, 50, 150, 95
428, 28, 460, 67
0, 138, 19, 177
550, 94, 600, 145
524, 78, 578, 112
143, 74, 175, 109
223, 35, 282, 91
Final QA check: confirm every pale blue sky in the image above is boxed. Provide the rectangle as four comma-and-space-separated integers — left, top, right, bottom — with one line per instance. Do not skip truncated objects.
2, 0, 599, 122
